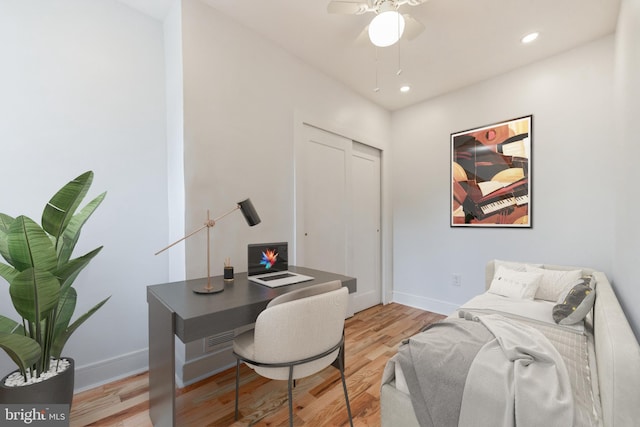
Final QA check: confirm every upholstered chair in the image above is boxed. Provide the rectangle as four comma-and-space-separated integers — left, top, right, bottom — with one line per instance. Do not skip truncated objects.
232, 280, 353, 426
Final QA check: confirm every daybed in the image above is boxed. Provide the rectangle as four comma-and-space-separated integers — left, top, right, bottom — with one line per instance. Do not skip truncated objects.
381, 260, 640, 427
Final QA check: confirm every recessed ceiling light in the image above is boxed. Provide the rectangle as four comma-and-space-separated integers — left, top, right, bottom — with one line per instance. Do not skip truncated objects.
400, 85, 411, 93
521, 32, 539, 44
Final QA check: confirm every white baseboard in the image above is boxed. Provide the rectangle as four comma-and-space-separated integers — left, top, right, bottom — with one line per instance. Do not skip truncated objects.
391, 291, 458, 315
74, 346, 236, 392
74, 348, 149, 393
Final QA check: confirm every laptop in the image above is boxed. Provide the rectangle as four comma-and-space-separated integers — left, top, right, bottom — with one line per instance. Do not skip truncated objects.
247, 242, 314, 287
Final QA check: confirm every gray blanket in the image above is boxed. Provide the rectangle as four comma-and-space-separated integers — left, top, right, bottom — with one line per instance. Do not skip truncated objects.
389, 318, 493, 427
383, 314, 574, 427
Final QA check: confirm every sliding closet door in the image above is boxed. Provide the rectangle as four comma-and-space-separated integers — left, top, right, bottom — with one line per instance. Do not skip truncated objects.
296, 124, 381, 313
351, 142, 381, 313
297, 124, 351, 274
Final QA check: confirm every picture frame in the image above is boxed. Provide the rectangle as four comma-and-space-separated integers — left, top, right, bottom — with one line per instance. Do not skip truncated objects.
451, 115, 532, 227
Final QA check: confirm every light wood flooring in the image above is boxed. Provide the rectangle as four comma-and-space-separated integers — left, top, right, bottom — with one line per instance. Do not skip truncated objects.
70, 303, 444, 426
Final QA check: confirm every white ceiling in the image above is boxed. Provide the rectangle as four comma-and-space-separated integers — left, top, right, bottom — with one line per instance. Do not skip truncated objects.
119, 0, 621, 111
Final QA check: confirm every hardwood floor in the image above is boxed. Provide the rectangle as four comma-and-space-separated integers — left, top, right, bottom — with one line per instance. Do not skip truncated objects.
70, 303, 444, 426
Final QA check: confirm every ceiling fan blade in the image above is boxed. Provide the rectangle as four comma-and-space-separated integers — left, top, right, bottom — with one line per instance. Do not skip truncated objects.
403, 14, 425, 40
355, 24, 371, 45
398, 0, 429, 6
327, 0, 371, 15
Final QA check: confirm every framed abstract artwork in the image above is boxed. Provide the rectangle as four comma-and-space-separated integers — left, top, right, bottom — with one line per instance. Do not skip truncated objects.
451, 115, 532, 227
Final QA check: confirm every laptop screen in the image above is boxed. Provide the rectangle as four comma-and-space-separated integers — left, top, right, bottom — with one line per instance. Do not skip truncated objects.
248, 242, 289, 276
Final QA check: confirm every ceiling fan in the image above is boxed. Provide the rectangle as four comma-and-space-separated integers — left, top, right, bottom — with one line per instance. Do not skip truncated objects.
327, 0, 427, 47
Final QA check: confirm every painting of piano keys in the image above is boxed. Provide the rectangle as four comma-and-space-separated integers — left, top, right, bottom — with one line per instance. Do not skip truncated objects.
451, 115, 532, 227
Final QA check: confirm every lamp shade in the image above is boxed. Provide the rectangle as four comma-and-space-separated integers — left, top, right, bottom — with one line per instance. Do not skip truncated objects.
238, 198, 261, 226
368, 10, 405, 47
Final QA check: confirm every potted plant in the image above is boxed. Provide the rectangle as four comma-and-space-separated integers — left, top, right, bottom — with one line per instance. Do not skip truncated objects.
0, 171, 109, 405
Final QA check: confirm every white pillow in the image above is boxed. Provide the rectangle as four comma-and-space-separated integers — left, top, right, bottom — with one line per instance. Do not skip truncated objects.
488, 266, 542, 299
524, 266, 582, 302
494, 259, 543, 272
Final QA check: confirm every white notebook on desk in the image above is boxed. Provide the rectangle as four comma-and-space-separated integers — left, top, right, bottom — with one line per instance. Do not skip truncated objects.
247, 242, 314, 287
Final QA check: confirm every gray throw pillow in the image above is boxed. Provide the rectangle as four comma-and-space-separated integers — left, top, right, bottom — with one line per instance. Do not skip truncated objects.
552, 281, 595, 325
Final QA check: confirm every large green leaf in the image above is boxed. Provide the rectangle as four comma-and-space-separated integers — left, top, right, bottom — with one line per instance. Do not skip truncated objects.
56, 246, 103, 294
0, 213, 13, 232
51, 295, 110, 358
0, 213, 15, 265
42, 171, 93, 247
6, 216, 58, 273
0, 332, 41, 377
0, 316, 33, 375
58, 192, 106, 265
51, 287, 76, 357
0, 262, 18, 286
0, 315, 23, 334
9, 268, 60, 323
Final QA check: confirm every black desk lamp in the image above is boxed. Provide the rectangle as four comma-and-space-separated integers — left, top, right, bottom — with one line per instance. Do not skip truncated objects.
155, 198, 261, 294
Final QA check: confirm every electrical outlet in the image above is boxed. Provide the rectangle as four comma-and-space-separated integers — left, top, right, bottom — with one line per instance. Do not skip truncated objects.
452, 274, 462, 287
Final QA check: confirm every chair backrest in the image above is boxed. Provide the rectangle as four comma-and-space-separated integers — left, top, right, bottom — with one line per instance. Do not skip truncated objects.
267, 280, 342, 308
253, 281, 349, 379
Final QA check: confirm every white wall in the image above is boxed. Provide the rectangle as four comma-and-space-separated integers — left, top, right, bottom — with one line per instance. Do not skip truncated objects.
392, 37, 616, 314
613, 0, 640, 339
176, 0, 391, 280
163, 0, 187, 282
0, 0, 169, 390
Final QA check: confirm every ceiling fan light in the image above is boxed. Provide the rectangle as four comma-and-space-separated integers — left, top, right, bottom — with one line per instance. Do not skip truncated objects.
368, 10, 405, 47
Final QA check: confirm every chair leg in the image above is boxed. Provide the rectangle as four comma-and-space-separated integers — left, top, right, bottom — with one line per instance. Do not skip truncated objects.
287, 366, 294, 427
235, 359, 241, 421
338, 348, 354, 427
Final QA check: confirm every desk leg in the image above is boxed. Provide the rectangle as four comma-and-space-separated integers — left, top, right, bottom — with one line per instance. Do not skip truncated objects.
148, 295, 176, 427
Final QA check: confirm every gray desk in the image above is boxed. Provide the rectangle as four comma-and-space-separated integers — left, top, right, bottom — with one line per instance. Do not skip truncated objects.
147, 266, 356, 427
